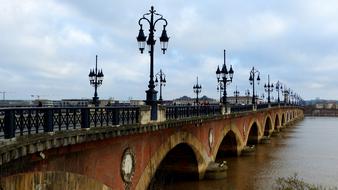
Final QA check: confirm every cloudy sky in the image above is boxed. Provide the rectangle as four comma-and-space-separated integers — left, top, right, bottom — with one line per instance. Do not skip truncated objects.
1, 0, 338, 101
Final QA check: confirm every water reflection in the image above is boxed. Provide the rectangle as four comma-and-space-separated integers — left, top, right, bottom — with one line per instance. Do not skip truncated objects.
164, 117, 338, 190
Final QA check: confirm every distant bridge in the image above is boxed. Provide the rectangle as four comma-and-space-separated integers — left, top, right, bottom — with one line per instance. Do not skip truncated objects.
0, 104, 303, 190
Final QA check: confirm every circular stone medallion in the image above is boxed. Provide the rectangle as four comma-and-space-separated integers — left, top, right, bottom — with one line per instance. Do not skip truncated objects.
121, 148, 135, 183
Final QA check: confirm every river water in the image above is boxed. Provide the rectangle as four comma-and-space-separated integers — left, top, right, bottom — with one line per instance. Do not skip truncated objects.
165, 117, 338, 190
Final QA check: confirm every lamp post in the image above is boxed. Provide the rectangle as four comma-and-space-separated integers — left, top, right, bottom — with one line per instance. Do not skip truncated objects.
264, 75, 274, 104
245, 89, 250, 105
249, 67, 260, 106
137, 6, 169, 120
88, 55, 104, 107
292, 93, 296, 105
234, 86, 240, 105
193, 77, 202, 105
155, 69, 166, 103
216, 50, 234, 105
296, 94, 301, 105
275, 81, 282, 105
290, 90, 295, 105
295, 93, 299, 105
217, 82, 224, 104
282, 85, 288, 105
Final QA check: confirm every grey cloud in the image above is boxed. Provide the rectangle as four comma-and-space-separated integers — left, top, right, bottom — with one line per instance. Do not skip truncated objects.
0, 0, 337, 100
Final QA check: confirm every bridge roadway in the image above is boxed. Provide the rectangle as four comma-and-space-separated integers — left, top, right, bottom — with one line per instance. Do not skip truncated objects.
0, 104, 303, 190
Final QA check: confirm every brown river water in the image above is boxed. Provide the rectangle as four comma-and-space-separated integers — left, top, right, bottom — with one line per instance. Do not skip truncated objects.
164, 117, 338, 190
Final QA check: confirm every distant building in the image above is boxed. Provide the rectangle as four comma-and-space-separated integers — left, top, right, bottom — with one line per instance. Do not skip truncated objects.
173, 96, 217, 105
173, 96, 194, 105
58, 99, 90, 107
32, 99, 55, 107
315, 103, 324, 109
129, 100, 145, 106
0, 100, 33, 107
324, 102, 336, 109
227, 96, 251, 105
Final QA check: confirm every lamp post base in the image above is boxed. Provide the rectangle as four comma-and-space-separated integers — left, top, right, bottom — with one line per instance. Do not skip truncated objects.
221, 103, 231, 115
252, 104, 257, 111
92, 97, 99, 107
145, 88, 158, 120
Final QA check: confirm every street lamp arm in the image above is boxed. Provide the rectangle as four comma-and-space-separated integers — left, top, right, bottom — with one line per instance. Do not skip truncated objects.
138, 12, 168, 29
138, 17, 151, 27
154, 17, 168, 28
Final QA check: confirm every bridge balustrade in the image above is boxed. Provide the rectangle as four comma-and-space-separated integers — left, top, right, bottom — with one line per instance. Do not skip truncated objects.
0, 106, 140, 139
257, 104, 269, 109
270, 103, 279, 107
0, 104, 299, 139
165, 105, 221, 120
231, 104, 253, 112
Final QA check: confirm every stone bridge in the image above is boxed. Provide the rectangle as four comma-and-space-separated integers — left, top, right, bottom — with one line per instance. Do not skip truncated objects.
0, 105, 303, 190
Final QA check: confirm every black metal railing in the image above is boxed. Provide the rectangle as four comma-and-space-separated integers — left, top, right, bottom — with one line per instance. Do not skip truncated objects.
257, 104, 269, 109
270, 102, 279, 107
0, 104, 301, 139
165, 105, 221, 120
0, 106, 140, 139
231, 104, 253, 112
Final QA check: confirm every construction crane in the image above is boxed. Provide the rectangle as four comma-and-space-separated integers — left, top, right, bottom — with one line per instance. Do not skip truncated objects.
31, 94, 41, 100
31, 94, 49, 101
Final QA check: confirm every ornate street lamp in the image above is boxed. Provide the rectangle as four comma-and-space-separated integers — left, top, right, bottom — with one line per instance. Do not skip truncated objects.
245, 89, 250, 105
155, 69, 166, 103
137, 6, 169, 120
193, 77, 202, 105
264, 75, 274, 104
296, 94, 301, 105
88, 55, 104, 107
275, 81, 283, 105
294, 93, 299, 105
249, 67, 260, 105
282, 85, 288, 105
288, 89, 292, 105
234, 86, 240, 105
216, 50, 234, 105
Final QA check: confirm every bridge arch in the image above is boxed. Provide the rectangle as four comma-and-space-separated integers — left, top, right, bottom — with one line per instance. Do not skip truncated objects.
215, 130, 239, 159
246, 121, 260, 145
148, 143, 199, 189
213, 123, 244, 158
136, 131, 209, 190
263, 115, 273, 136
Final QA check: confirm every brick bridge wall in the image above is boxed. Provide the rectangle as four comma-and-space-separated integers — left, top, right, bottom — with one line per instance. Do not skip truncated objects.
0, 107, 303, 190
